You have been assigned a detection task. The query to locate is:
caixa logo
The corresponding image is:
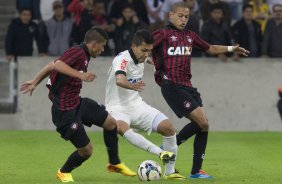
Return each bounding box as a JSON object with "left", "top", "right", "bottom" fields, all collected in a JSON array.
[
  {"left": 167, "top": 46, "right": 192, "bottom": 56},
  {"left": 128, "top": 78, "right": 141, "bottom": 83}
]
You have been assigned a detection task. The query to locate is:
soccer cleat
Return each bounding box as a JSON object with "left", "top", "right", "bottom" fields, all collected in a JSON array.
[
  {"left": 189, "top": 169, "right": 213, "bottom": 179},
  {"left": 56, "top": 169, "right": 74, "bottom": 182},
  {"left": 163, "top": 171, "right": 186, "bottom": 180},
  {"left": 107, "top": 163, "right": 136, "bottom": 176},
  {"left": 159, "top": 151, "right": 176, "bottom": 164}
]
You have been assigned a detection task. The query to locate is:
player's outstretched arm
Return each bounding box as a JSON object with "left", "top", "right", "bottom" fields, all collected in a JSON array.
[
  {"left": 207, "top": 44, "right": 250, "bottom": 56},
  {"left": 20, "top": 60, "right": 97, "bottom": 96},
  {"left": 116, "top": 74, "right": 145, "bottom": 92},
  {"left": 20, "top": 61, "right": 55, "bottom": 96},
  {"left": 53, "top": 60, "right": 96, "bottom": 82}
]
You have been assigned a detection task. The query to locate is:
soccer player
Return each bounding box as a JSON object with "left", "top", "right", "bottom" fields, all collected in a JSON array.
[
  {"left": 20, "top": 27, "right": 135, "bottom": 183},
  {"left": 152, "top": 2, "right": 250, "bottom": 179},
  {"left": 105, "top": 29, "right": 185, "bottom": 180}
]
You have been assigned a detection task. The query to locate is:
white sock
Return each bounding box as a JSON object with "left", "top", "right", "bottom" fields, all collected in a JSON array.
[
  {"left": 123, "top": 129, "right": 163, "bottom": 156},
  {"left": 163, "top": 134, "right": 177, "bottom": 175}
]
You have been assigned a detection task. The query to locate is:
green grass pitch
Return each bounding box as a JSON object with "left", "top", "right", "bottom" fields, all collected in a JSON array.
[{"left": 1, "top": 131, "right": 282, "bottom": 184}]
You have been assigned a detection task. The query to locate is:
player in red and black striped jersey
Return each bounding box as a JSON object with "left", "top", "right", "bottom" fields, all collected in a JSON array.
[
  {"left": 152, "top": 2, "right": 250, "bottom": 179},
  {"left": 20, "top": 27, "right": 136, "bottom": 182}
]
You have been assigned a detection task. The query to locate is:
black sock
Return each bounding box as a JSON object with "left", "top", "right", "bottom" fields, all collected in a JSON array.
[
  {"left": 176, "top": 122, "right": 201, "bottom": 145},
  {"left": 103, "top": 127, "right": 120, "bottom": 165},
  {"left": 191, "top": 131, "right": 208, "bottom": 174},
  {"left": 60, "top": 151, "right": 88, "bottom": 173}
]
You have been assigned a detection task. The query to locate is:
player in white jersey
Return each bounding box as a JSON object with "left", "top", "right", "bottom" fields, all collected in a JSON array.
[{"left": 105, "top": 29, "right": 185, "bottom": 180}]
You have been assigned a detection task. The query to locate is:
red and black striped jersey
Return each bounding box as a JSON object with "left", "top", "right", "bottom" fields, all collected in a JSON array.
[
  {"left": 152, "top": 23, "right": 210, "bottom": 87},
  {"left": 47, "top": 43, "right": 91, "bottom": 110}
]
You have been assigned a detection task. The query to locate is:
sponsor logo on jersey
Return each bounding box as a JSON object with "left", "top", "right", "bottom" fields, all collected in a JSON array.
[
  {"left": 187, "top": 36, "right": 192, "bottom": 43},
  {"left": 128, "top": 78, "right": 141, "bottom": 83},
  {"left": 120, "top": 59, "right": 128, "bottom": 70},
  {"left": 170, "top": 35, "right": 178, "bottom": 42},
  {"left": 167, "top": 46, "right": 192, "bottom": 56}
]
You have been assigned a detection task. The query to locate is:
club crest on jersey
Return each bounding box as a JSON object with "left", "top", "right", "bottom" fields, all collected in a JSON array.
[
  {"left": 186, "top": 36, "right": 192, "bottom": 43},
  {"left": 120, "top": 59, "right": 128, "bottom": 70},
  {"left": 168, "top": 46, "right": 192, "bottom": 56},
  {"left": 170, "top": 35, "right": 178, "bottom": 42}
]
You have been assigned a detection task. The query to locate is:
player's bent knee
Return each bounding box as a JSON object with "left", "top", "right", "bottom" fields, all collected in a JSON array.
[
  {"left": 117, "top": 126, "right": 123, "bottom": 135},
  {"left": 116, "top": 121, "right": 129, "bottom": 136},
  {"left": 78, "top": 143, "right": 93, "bottom": 158},
  {"left": 201, "top": 120, "right": 209, "bottom": 131},
  {"left": 102, "top": 115, "right": 117, "bottom": 130},
  {"left": 157, "top": 121, "right": 175, "bottom": 136},
  {"left": 160, "top": 127, "right": 175, "bottom": 136}
]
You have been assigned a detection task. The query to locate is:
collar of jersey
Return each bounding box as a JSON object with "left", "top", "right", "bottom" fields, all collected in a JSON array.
[
  {"left": 166, "top": 22, "right": 184, "bottom": 31},
  {"left": 129, "top": 48, "right": 139, "bottom": 65},
  {"left": 166, "top": 22, "right": 178, "bottom": 30},
  {"left": 81, "top": 43, "right": 91, "bottom": 60}
]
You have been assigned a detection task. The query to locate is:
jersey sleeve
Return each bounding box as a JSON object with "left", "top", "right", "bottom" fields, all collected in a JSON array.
[
  {"left": 113, "top": 56, "right": 128, "bottom": 76},
  {"left": 152, "top": 29, "right": 165, "bottom": 48},
  {"left": 57, "top": 47, "right": 84, "bottom": 66},
  {"left": 192, "top": 32, "right": 210, "bottom": 51},
  {"left": 152, "top": 29, "right": 165, "bottom": 86},
  {"left": 152, "top": 29, "right": 165, "bottom": 71}
]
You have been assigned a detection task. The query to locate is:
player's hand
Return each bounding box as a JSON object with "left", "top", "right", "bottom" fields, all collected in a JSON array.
[
  {"left": 233, "top": 44, "right": 250, "bottom": 56},
  {"left": 20, "top": 80, "right": 36, "bottom": 96},
  {"left": 132, "top": 80, "right": 145, "bottom": 92},
  {"left": 80, "top": 72, "right": 97, "bottom": 82}
]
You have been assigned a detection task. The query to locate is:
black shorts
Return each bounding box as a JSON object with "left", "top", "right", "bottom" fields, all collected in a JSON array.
[
  {"left": 161, "top": 80, "right": 203, "bottom": 118},
  {"left": 51, "top": 97, "right": 108, "bottom": 148}
]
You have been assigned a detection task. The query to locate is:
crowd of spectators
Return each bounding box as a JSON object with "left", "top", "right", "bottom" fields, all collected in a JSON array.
[{"left": 5, "top": 0, "right": 282, "bottom": 61}]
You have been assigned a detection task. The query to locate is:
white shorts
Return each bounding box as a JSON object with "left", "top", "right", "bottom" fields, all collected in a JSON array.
[{"left": 109, "top": 102, "right": 168, "bottom": 134}]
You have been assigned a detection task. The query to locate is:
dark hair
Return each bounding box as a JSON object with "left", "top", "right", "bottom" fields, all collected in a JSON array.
[
  {"left": 132, "top": 29, "right": 153, "bottom": 46},
  {"left": 171, "top": 2, "right": 189, "bottom": 12},
  {"left": 84, "top": 26, "right": 109, "bottom": 43},
  {"left": 242, "top": 4, "right": 253, "bottom": 12},
  {"left": 273, "top": 4, "right": 282, "bottom": 12},
  {"left": 19, "top": 7, "right": 32, "bottom": 14},
  {"left": 122, "top": 3, "right": 134, "bottom": 11},
  {"left": 210, "top": 3, "right": 223, "bottom": 12}
]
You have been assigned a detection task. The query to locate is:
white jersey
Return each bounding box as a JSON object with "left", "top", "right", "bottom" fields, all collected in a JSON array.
[{"left": 105, "top": 50, "right": 144, "bottom": 111}]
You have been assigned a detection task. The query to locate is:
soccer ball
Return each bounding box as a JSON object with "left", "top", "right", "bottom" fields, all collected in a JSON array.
[{"left": 137, "top": 160, "right": 162, "bottom": 181}]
